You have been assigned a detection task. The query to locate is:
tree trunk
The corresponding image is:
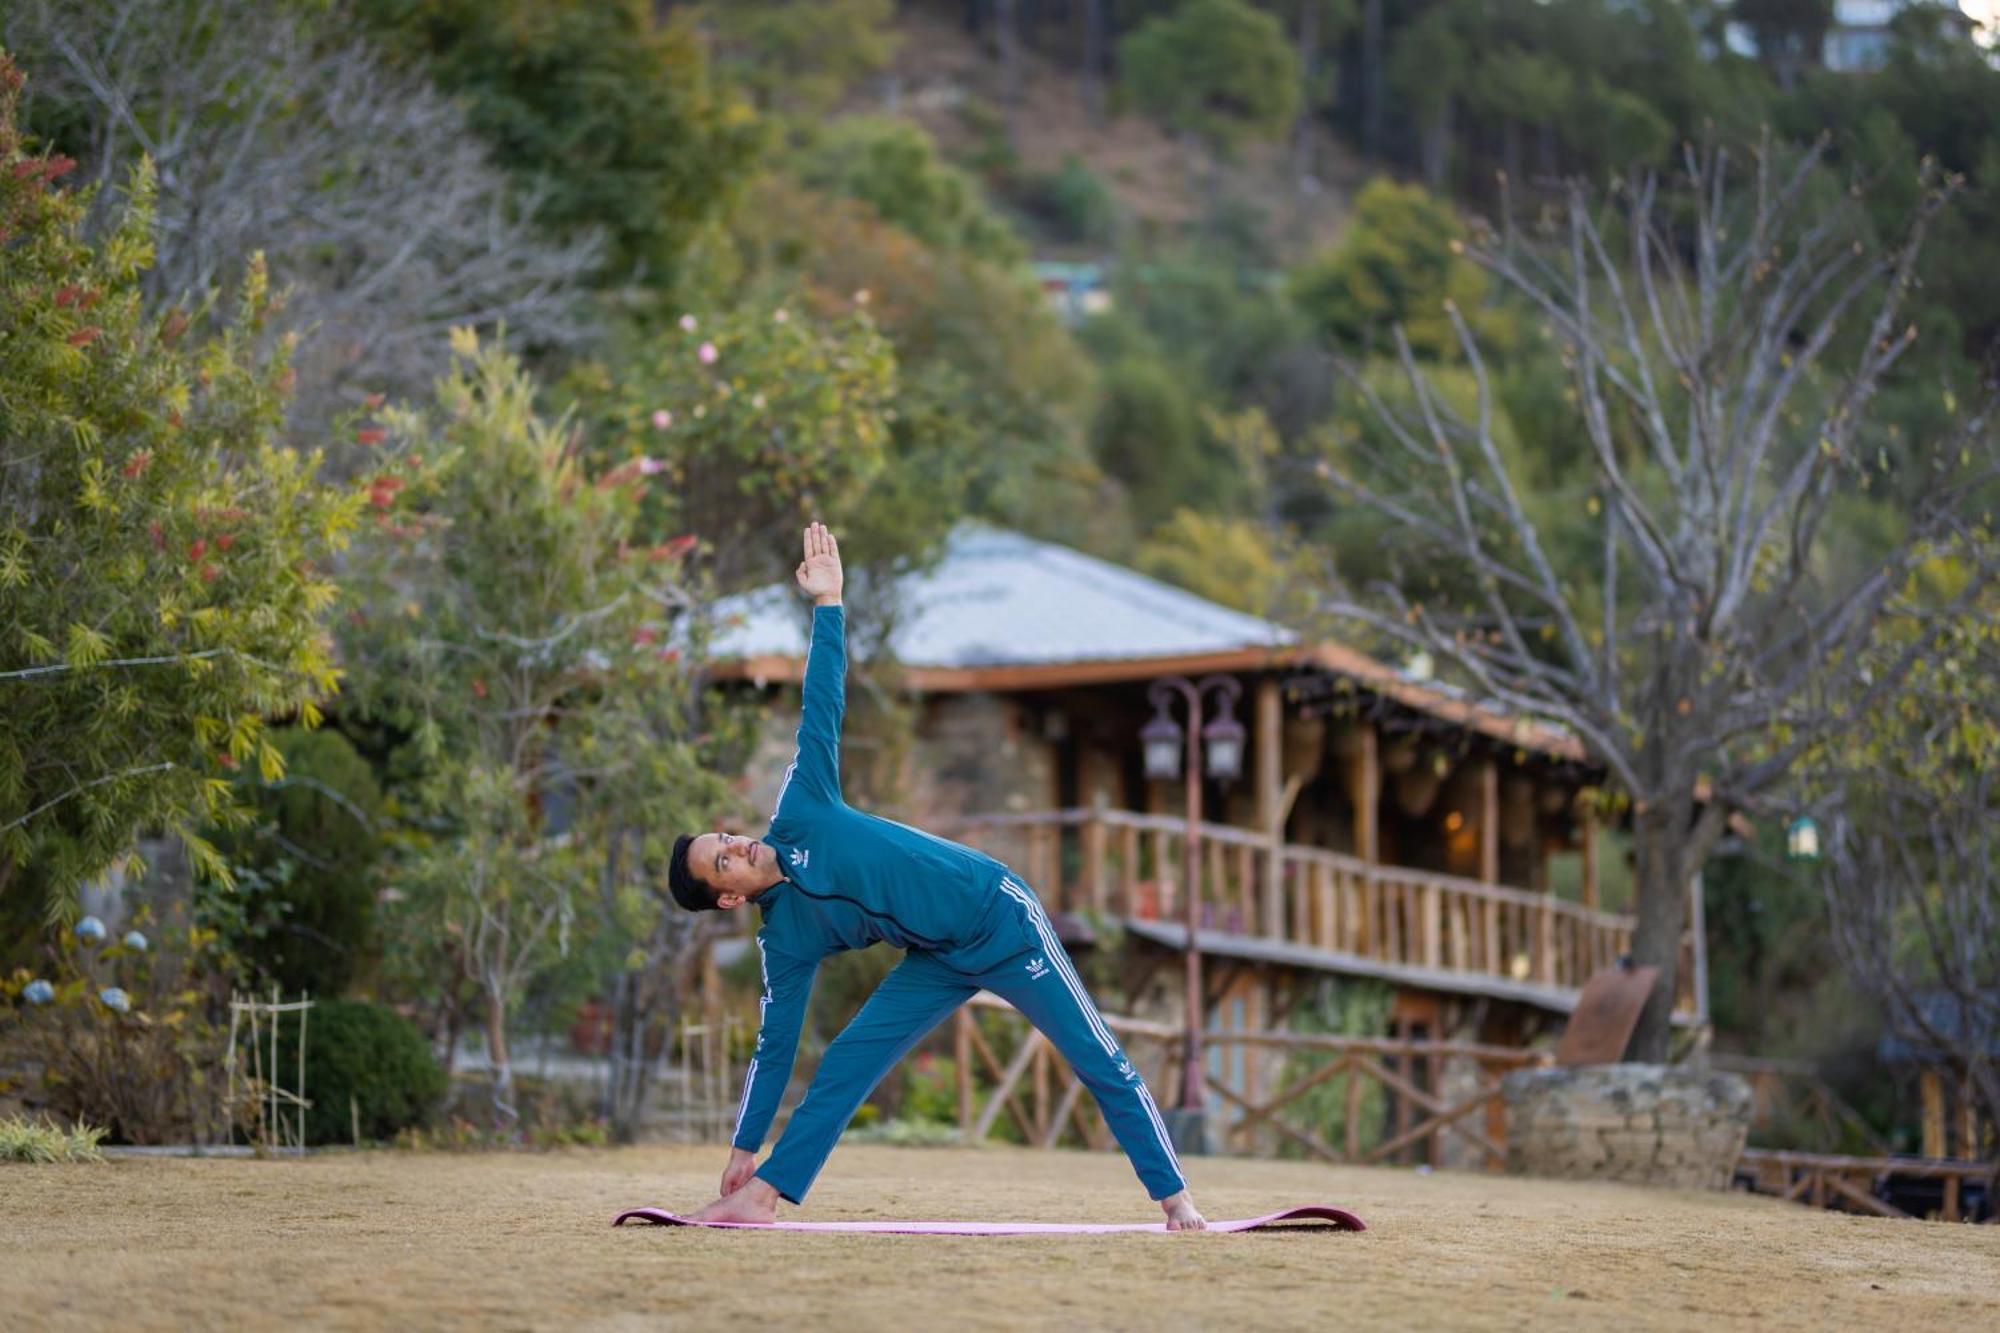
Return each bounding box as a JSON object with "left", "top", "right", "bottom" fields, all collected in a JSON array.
[
  {"left": 1625, "top": 808, "right": 1685, "bottom": 1062},
  {"left": 1361, "top": 0, "right": 1384, "bottom": 159},
  {"left": 1291, "top": 0, "right": 1320, "bottom": 189},
  {"left": 1422, "top": 98, "right": 1453, "bottom": 190},
  {"left": 1081, "top": 0, "right": 1106, "bottom": 122},
  {"left": 484, "top": 985, "right": 516, "bottom": 1127},
  {"left": 997, "top": 0, "right": 1021, "bottom": 156},
  {"left": 1626, "top": 794, "right": 1725, "bottom": 1063}
]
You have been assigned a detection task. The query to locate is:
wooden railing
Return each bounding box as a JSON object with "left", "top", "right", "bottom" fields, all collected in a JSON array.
[
  {"left": 941, "top": 807, "right": 1695, "bottom": 1011},
  {"left": 952, "top": 993, "right": 1550, "bottom": 1170},
  {"left": 1736, "top": 1149, "right": 1996, "bottom": 1223}
]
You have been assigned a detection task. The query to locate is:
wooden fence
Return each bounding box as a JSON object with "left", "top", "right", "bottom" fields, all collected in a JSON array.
[
  {"left": 1736, "top": 1149, "right": 1996, "bottom": 1223},
  {"left": 941, "top": 807, "right": 1695, "bottom": 1012},
  {"left": 951, "top": 993, "right": 1550, "bottom": 1170}
]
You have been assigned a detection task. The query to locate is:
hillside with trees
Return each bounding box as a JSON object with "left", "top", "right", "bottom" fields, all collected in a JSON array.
[{"left": 2, "top": 0, "right": 1995, "bottom": 1153}]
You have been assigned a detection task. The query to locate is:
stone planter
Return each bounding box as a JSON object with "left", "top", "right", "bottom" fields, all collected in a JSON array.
[{"left": 1503, "top": 1064, "right": 1753, "bottom": 1191}]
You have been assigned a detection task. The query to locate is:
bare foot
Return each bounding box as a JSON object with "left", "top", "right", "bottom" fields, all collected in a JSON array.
[
  {"left": 1161, "top": 1190, "right": 1207, "bottom": 1231},
  {"left": 688, "top": 1177, "right": 781, "bottom": 1224}
]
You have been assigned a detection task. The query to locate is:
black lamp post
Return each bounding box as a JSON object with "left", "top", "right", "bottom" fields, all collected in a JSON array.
[{"left": 1142, "top": 673, "right": 1244, "bottom": 1151}]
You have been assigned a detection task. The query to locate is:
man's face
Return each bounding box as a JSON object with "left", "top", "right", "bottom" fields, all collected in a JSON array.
[{"left": 688, "top": 831, "right": 767, "bottom": 907}]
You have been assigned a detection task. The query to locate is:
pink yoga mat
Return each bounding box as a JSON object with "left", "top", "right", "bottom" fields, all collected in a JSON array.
[{"left": 611, "top": 1203, "right": 1365, "bottom": 1235}]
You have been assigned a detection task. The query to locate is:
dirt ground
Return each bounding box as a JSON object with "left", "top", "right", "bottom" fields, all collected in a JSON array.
[{"left": 2, "top": 1143, "right": 1995, "bottom": 1331}]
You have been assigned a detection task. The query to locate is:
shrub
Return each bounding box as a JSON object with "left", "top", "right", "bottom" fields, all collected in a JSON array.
[
  {"left": 0, "top": 1115, "right": 107, "bottom": 1163},
  {"left": 1017, "top": 156, "right": 1120, "bottom": 246},
  {"left": 269, "top": 1000, "right": 444, "bottom": 1145},
  {"left": 898, "top": 1052, "right": 958, "bottom": 1126},
  {"left": 1, "top": 912, "right": 240, "bottom": 1145}
]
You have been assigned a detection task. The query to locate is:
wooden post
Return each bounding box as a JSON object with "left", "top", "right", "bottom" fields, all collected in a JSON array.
[
  {"left": 1580, "top": 803, "right": 1600, "bottom": 912},
  {"left": 1208, "top": 838, "right": 1226, "bottom": 928},
  {"left": 1352, "top": 724, "right": 1380, "bottom": 867},
  {"left": 1421, "top": 881, "right": 1442, "bottom": 969},
  {"left": 1085, "top": 802, "right": 1107, "bottom": 913},
  {"left": 1256, "top": 677, "right": 1284, "bottom": 939},
  {"left": 1236, "top": 843, "right": 1256, "bottom": 932},
  {"left": 1484, "top": 1064, "right": 1507, "bottom": 1173},
  {"left": 1033, "top": 1039, "right": 1050, "bottom": 1143},
  {"left": 1244, "top": 973, "right": 1266, "bottom": 1152},
  {"left": 955, "top": 1008, "right": 973, "bottom": 1137},
  {"left": 1351, "top": 724, "right": 1379, "bottom": 958},
  {"left": 1479, "top": 758, "right": 1500, "bottom": 886},
  {"left": 1959, "top": 1079, "right": 1980, "bottom": 1161},
  {"left": 1345, "top": 1057, "right": 1363, "bottom": 1161},
  {"left": 1535, "top": 898, "right": 1555, "bottom": 985},
  {"left": 1921, "top": 1070, "right": 1946, "bottom": 1159}
]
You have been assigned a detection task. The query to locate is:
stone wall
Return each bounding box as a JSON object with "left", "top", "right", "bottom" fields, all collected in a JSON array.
[{"left": 1503, "top": 1064, "right": 1753, "bottom": 1191}]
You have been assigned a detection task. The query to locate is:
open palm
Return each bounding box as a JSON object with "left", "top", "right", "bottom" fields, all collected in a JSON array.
[{"left": 795, "top": 521, "right": 843, "bottom": 603}]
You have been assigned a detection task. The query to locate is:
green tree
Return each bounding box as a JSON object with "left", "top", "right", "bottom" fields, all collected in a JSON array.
[
  {"left": 348, "top": 0, "right": 762, "bottom": 285},
  {"left": 1734, "top": 0, "right": 1833, "bottom": 89},
  {"left": 566, "top": 293, "right": 899, "bottom": 593},
  {"left": 717, "top": 172, "right": 1103, "bottom": 551},
  {"left": 209, "top": 727, "right": 386, "bottom": 999},
  {"left": 0, "top": 53, "right": 358, "bottom": 918},
  {"left": 1093, "top": 356, "right": 1208, "bottom": 526},
  {"left": 1136, "top": 507, "right": 1298, "bottom": 617},
  {"left": 1120, "top": 0, "right": 1302, "bottom": 152},
  {"left": 700, "top": 0, "right": 901, "bottom": 118},
  {"left": 344, "top": 331, "right": 727, "bottom": 1122},
  {"left": 1288, "top": 178, "right": 1504, "bottom": 359},
  {"left": 793, "top": 116, "right": 1026, "bottom": 267}
]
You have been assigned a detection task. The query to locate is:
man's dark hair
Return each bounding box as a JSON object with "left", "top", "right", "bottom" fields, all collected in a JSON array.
[{"left": 668, "top": 833, "right": 720, "bottom": 913}]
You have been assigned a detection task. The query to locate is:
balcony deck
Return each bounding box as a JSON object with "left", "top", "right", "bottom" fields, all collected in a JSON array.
[{"left": 941, "top": 807, "right": 1701, "bottom": 1019}]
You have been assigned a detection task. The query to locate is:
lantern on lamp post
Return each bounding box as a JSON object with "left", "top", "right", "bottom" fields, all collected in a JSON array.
[{"left": 1142, "top": 673, "right": 1245, "bottom": 1154}]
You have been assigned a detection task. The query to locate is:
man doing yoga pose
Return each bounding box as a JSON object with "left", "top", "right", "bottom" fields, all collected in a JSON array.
[{"left": 669, "top": 522, "right": 1207, "bottom": 1230}]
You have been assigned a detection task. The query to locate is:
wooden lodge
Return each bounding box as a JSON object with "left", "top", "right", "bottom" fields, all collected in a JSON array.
[{"left": 708, "top": 526, "right": 1706, "bottom": 1113}]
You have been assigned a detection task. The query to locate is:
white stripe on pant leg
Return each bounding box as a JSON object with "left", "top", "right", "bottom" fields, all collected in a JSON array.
[
  {"left": 1001, "top": 878, "right": 1182, "bottom": 1180},
  {"left": 998, "top": 880, "right": 1115, "bottom": 1055},
  {"left": 1000, "top": 879, "right": 1115, "bottom": 1051},
  {"left": 1137, "top": 1082, "right": 1186, "bottom": 1180},
  {"left": 732, "top": 1057, "right": 759, "bottom": 1141},
  {"left": 1002, "top": 879, "right": 1119, "bottom": 1054}
]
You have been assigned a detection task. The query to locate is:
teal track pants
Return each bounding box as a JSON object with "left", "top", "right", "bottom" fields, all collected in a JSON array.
[{"left": 755, "top": 877, "right": 1188, "bottom": 1205}]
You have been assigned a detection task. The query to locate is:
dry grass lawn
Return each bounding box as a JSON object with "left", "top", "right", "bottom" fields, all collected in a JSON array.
[{"left": 2, "top": 1142, "right": 1995, "bottom": 1331}]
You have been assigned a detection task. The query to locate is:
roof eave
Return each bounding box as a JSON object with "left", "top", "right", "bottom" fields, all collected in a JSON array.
[{"left": 707, "top": 639, "right": 1586, "bottom": 762}]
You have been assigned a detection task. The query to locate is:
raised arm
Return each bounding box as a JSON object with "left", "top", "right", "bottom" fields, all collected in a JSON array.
[{"left": 775, "top": 523, "right": 845, "bottom": 812}]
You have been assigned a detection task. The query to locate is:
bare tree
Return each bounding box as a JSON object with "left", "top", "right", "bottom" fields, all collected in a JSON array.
[
  {"left": 1822, "top": 766, "right": 2000, "bottom": 1147},
  {"left": 1315, "top": 139, "right": 1999, "bottom": 1060},
  {"left": 595, "top": 827, "right": 721, "bottom": 1141},
  {"left": 6, "top": 0, "right": 604, "bottom": 451}
]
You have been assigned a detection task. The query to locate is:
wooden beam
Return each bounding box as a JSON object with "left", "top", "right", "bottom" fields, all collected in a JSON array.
[
  {"left": 972, "top": 1028, "right": 1042, "bottom": 1143},
  {"left": 1580, "top": 802, "right": 1600, "bottom": 912},
  {"left": 1480, "top": 758, "right": 1500, "bottom": 886},
  {"left": 1823, "top": 1172, "right": 1910, "bottom": 1220},
  {"left": 1204, "top": 1076, "right": 1345, "bottom": 1164},
  {"left": 1256, "top": 676, "right": 1283, "bottom": 940},
  {"left": 1921, "top": 1070, "right": 1946, "bottom": 1160}
]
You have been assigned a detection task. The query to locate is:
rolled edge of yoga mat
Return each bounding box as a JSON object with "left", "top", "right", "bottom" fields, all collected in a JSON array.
[{"left": 610, "top": 1204, "right": 1366, "bottom": 1234}]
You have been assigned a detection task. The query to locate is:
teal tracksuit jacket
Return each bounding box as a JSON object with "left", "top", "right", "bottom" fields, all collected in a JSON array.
[{"left": 735, "top": 604, "right": 1187, "bottom": 1204}]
